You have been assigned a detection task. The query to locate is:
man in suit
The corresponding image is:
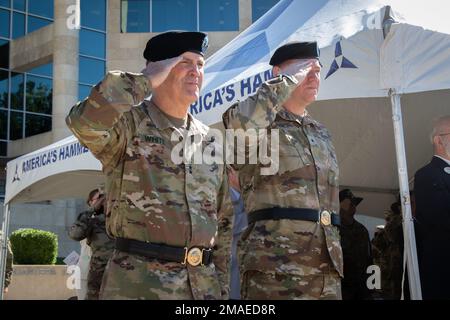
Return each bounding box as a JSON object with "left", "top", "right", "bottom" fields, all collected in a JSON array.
[{"left": 414, "top": 115, "right": 450, "bottom": 299}]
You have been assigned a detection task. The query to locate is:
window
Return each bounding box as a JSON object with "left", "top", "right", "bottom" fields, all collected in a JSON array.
[
  {"left": 28, "top": 16, "right": 52, "bottom": 34},
  {"left": 0, "top": 63, "right": 54, "bottom": 146},
  {"left": 27, "top": 63, "right": 53, "bottom": 77},
  {"left": 9, "top": 110, "right": 23, "bottom": 140},
  {"left": 121, "top": 0, "right": 149, "bottom": 33},
  {"left": 25, "top": 113, "right": 51, "bottom": 137},
  {"left": 26, "top": 75, "right": 52, "bottom": 114},
  {"left": 12, "top": 12, "right": 25, "bottom": 39},
  {"left": 199, "top": 0, "right": 239, "bottom": 32},
  {"left": 79, "top": 57, "right": 105, "bottom": 85},
  {"left": 10, "top": 66, "right": 53, "bottom": 141},
  {"left": 0, "top": 0, "right": 55, "bottom": 42},
  {"left": 152, "top": 0, "right": 196, "bottom": 32},
  {"left": 0, "top": 141, "right": 6, "bottom": 156},
  {"left": 28, "top": 0, "right": 53, "bottom": 19},
  {"left": 121, "top": 0, "right": 239, "bottom": 32},
  {"left": 12, "top": 0, "right": 24, "bottom": 11},
  {"left": 78, "top": 0, "right": 106, "bottom": 111},
  {"left": 0, "top": 109, "right": 7, "bottom": 139},
  {"left": 0, "top": 69, "right": 8, "bottom": 108},
  {"left": 10, "top": 72, "right": 23, "bottom": 110},
  {"left": 79, "top": 84, "right": 92, "bottom": 101},
  {"left": 0, "top": 9, "right": 10, "bottom": 38},
  {"left": 0, "top": 0, "right": 10, "bottom": 8},
  {"left": 252, "top": 0, "right": 280, "bottom": 22},
  {"left": 0, "top": 40, "right": 8, "bottom": 69},
  {"left": 80, "top": 29, "right": 106, "bottom": 58},
  {"left": 81, "top": 0, "right": 106, "bottom": 31},
  {"left": 0, "top": 1, "right": 108, "bottom": 147}
]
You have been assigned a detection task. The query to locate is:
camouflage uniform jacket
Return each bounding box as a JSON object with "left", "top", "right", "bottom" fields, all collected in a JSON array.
[
  {"left": 68, "top": 209, "right": 114, "bottom": 256},
  {"left": 371, "top": 227, "right": 388, "bottom": 276},
  {"left": 223, "top": 75, "right": 343, "bottom": 277},
  {"left": 1, "top": 231, "right": 13, "bottom": 288},
  {"left": 372, "top": 210, "right": 403, "bottom": 299},
  {"left": 66, "top": 71, "right": 233, "bottom": 299},
  {"left": 383, "top": 211, "right": 404, "bottom": 299}
]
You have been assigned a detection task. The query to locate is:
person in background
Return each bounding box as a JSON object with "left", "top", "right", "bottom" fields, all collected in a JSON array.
[
  {"left": 339, "top": 189, "right": 373, "bottom": 300},
  {"left": 414, "top": 115, "right": 450, "bottom": 299},
  {"left": 0, "top": 230, "right": 13, "bottom": 294},
  {"left": 68, "top": 189, "right": 114, "bottom": 300},
  {"left": 227, "top": 166, "right": 248, "bottom": 300}
]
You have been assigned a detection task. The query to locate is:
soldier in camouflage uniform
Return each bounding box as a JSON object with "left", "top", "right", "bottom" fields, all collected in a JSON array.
[
  {"left": 371, "top": 225, "right": 388, "bottom": 299},
  {"left": 66, "top": 31, "right": 233, "bottom": 300},
  {"left": 381, "top": 205, "right": 404, "bottom": 300},
  {"left": 0, "top": 231, "right": 13, "bottom": 293},
  {"left": 372, "top": 194, "right": 414, "bottom": 300},
  {"left": 223, "top": 42, "right": 343, "bottom": 300},
  {"left": 68, "top": 189, "right": 114, "bottom": 300}
]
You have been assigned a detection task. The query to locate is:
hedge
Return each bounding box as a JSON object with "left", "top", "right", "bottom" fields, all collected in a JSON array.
[{"left": 10, "top": 228, "right": 58, "bottom": 265}]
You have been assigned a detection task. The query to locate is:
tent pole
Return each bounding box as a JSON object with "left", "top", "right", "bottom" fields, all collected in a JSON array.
[
  {"left": 0, "top": 203, "right": 11, "bottom": 300},
  {"left": 389, "top": 90, "right": 422, "bottom": 300}
]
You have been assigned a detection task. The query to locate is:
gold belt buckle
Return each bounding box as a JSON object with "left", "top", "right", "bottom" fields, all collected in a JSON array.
[
  {"left": 184, "top": 247, "right": 203, "bottom": 266},
  {"left": 320, "top": 210, "right": 331, "bottom": 226}
]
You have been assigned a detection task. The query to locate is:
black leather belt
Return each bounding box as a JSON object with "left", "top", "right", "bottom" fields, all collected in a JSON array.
[
  {"left": 115, "top": 238, "right": 213, "bottom": 266},
  {"left": 248, "top": 207, "right": 340, "bottom": 226}
]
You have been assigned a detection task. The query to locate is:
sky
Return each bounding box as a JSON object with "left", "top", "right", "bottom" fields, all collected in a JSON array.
[{"left": 388, "top": 0, "right": 450, "bottom": 34}]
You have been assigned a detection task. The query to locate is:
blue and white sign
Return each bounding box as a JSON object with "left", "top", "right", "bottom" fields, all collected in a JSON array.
[{"left": 5, "top": 136, "right": 102, "bottom": 204}]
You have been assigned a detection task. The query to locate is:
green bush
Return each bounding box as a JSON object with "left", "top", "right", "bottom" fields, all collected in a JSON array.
[{"left": 10, "top": 228, "right": 58, "bottom": 265}]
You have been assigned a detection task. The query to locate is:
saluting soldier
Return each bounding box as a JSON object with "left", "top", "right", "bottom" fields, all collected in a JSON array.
[
  {"left": 66, "top": 31, "right": 233, "bottom": 300},
  {"left": 223, "top": 42, "right": 343, "bottom": 299}
]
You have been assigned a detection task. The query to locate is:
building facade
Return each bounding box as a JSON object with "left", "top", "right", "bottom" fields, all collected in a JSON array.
[{"left": 0, "top": 0, "right": 279, "bottom": 257}]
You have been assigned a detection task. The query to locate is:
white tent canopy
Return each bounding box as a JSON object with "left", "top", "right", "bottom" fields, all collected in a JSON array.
[
  {"left": 189, "top": 0, "right": 450, "bottom": 195},
  {"left": 194, "top": 0, "right": 450, "bottom": 124},
  {"left": 190, "top": 0, "right": 450, "bottom": 216},
  {"left": 4, "top": 135, "right": 103, "bottom": 204}
]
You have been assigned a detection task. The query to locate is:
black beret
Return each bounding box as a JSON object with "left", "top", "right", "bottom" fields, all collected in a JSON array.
[
  {"left": 269, "top": 41, "right": 320, "bottom": 66},
  {"left": 143, "top": 31, "right": 209, "bottom": 62}
]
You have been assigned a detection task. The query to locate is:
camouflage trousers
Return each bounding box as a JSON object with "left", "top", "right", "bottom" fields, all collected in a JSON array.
[
  {"left": 86, "top": 252, "right": 113, "bottom": 300},
  {"left": 241, "top": 270, "right": 342, "bottom": 300},
  {"left": 99, "top": 250, "right": 223, "bottom": 300}
]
